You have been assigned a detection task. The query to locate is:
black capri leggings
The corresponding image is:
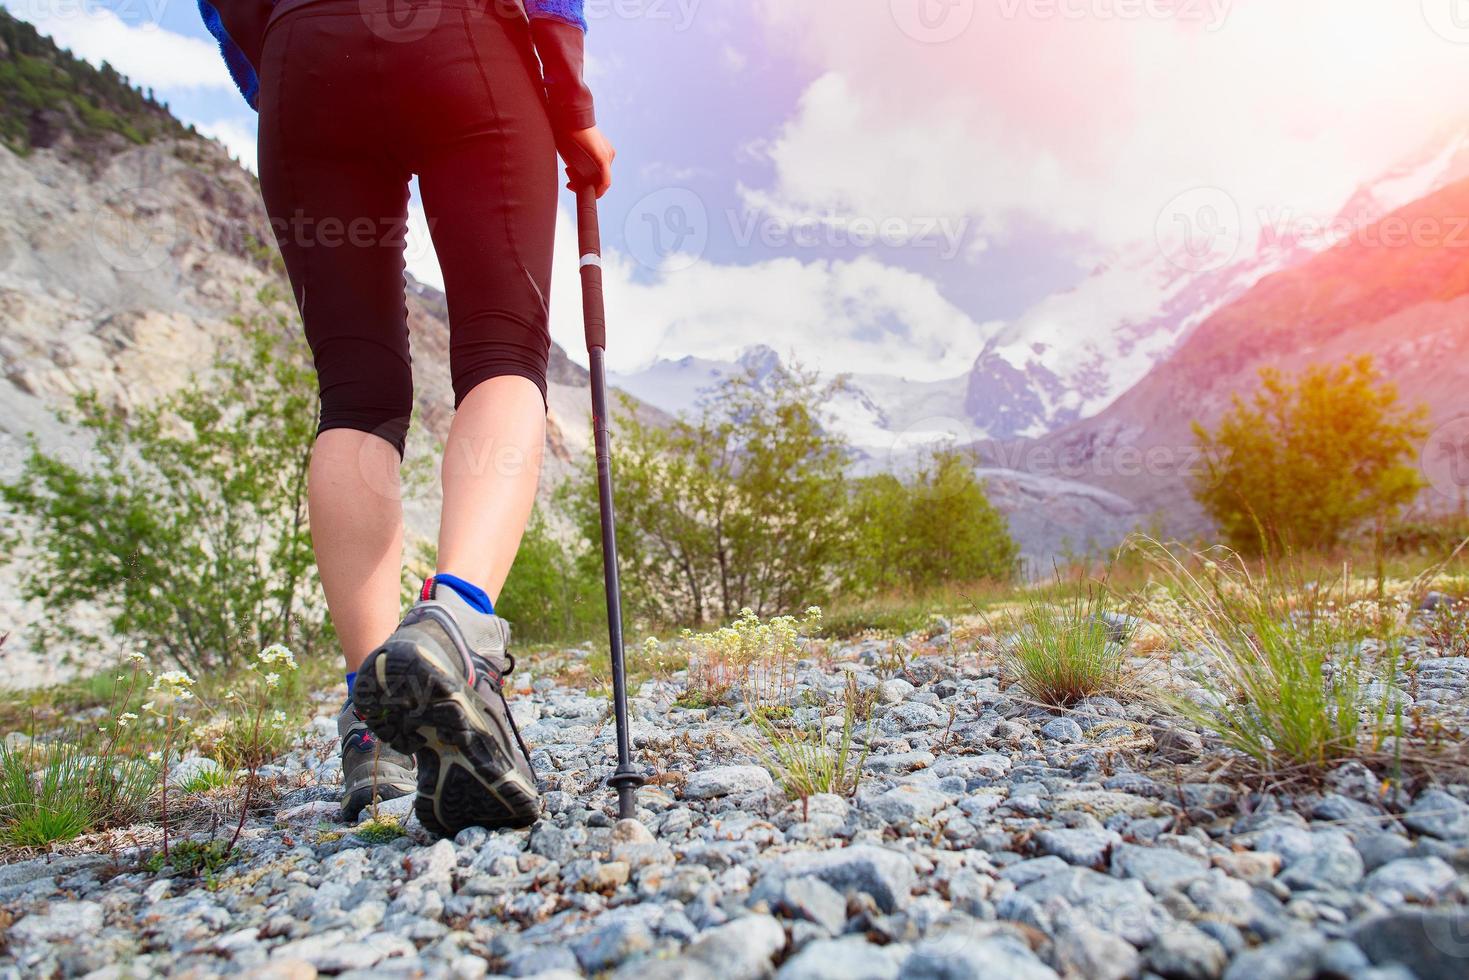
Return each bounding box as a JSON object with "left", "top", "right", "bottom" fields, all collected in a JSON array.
[{"left": 257, "top": 0, "right": 557, "bottom": 457}]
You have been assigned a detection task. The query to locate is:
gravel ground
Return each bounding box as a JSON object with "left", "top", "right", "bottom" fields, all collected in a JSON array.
[{"left": 3, "top": 623, "right": 1469, "bottom": 980}]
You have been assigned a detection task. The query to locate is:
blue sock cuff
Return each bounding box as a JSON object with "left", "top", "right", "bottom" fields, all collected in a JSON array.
[
  {"left": 345, "top": 671, "right": 357, "bottom": 698},
  {"left": 433, "top": 573, "right": 495, "bottom": 615}
]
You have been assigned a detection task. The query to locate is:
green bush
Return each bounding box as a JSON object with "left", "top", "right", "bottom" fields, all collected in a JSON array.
[
  {"left": 496, "top": 509, "right": 606, "bottom": 644},
  {"left": 1, "top": 314, "right": 330, "bottom": 673},
  {"left": 567, "top": 363, "right": 851, "bottom": 627},
  {"left": 1193, "top": 357, "right": 1427, "bottom": 554},
  {"left": 850, "top": 448, "right": 1017, "bottom": 592}
]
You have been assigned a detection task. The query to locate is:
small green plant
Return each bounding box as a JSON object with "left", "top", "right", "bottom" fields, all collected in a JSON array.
[
  {"left": 750, "top": 674, "right": 870, "bottom": 820},
  {"left": 143, "top": 668, "right": 196, "bottom": 860},
  {"left": 355, "top": 814, "right": 407, "bottom": 845},
  {"left": 1421, "top": 597, "right": 1469, "bottom": 657},
  {"left": 1138, "top": 540, "right": 1404, "bottom": 772},
  {"left": 216, "top": 644, "right": 302, "bottom": 857},
  {"left": 1002, "top": 586, "right": 1128, "bottom": 707},
  {"left": 672, "top": 607, "right": 823, "bottom": 710},
  {"left": 673, "top": 689, "right": 718, "bottom": 710},
  {"left": 146, "top": 838, "right": 234, "bottom": 879},
  {"left": 875, "top": 639, "right": 913, "bottom": 681}
]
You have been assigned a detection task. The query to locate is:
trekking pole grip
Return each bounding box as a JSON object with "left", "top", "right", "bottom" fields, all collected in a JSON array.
[{"left": 575, "top": 183, "right": 607, "bottom": 352}]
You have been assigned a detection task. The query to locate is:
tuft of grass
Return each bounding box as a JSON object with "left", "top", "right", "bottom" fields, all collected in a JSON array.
[
  {"left": 0, "top": 738, "right": 155, "bottom": 848},
  {"left": 1136, "top": 539, "right": 1404, "bottom": 773},
  {"left": 750, "top": 675, "right": 869, "bottom": 820},
  {"left": 176, "top": 765, "right": 234, "bottom": 795},
  {"left": 673, "top": 689, "right": 719, "bottom": 710},
  {"left": 1002, "top": 586, "right": 1129, "bottom": 707}
]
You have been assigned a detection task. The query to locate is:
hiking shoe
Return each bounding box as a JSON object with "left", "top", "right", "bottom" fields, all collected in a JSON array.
[
  {"left": 338, "top": 701, "right": 417, "bottom": 822},
  {"left": 352, "top": 577, "right": 540, "bottom": 836}
]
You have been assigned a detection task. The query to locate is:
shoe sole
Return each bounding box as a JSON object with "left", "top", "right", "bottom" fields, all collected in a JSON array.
[{"left": 354, "top": 633, "right": 539, "bottom": 837}]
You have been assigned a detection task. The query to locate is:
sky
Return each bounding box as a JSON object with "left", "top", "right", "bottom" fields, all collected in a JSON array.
[{"left": 8, "top": 0, "right": 1469, "bottom": 378}]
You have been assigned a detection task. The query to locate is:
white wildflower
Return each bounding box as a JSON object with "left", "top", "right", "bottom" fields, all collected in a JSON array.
[{"left": 257, "top": 644, "right": 299, "bottom": 670}]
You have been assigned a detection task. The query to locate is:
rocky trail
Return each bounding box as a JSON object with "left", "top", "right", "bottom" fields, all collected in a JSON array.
[{"left": 3, "top": 624, "right": 1469, "bottom": 980}]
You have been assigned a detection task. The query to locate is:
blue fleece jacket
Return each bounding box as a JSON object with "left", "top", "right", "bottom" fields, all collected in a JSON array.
[{"left": 198, "top": 0, "right": 587, "bottom": 111}]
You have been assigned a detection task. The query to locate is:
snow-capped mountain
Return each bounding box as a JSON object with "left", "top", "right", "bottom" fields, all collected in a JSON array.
[
  {"left": 610, "top": 346, "right": 982, "bottom": 461},
  {"left": 963, "top": 127, "right": 1469, "bottom": 440}
]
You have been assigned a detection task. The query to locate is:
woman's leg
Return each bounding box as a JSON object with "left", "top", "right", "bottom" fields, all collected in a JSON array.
[
  {"left": 256, "top": 10, "right": 416, "bottom": 672},
  {"left": 436, "top": 377, "right": 545, "bottom": 602},
  {"left": 310, "top": 431, "right": 406, "bottom": 672}
]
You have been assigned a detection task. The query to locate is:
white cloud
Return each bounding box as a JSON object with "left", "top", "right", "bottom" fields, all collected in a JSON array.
[
  {"left": 747, "top": 1, "right": 1469, "bottom": 251},
  {"left": 545, "top": 209, "right": 997, "bottom": 381},
  {"left": 4, "top": 1, "right": 235, "bottom": 93}
]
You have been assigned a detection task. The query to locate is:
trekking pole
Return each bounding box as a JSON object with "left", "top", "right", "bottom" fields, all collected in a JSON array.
[{"left": 561, "top": 144, "right": 645, "bottom": 821}]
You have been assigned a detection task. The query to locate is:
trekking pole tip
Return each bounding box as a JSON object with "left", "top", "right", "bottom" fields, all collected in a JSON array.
[{"left": 609, "top": 765, "right": 646, "bottom": 822}]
